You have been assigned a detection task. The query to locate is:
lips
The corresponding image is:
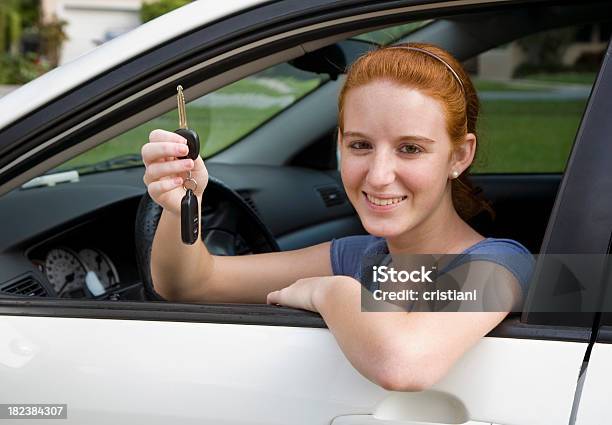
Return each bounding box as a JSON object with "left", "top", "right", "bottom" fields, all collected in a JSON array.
[{"left": 363, "top": 191, "right": 407, "bottom": 207}]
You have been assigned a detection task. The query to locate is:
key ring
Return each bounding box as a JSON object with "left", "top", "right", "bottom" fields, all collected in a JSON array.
[
  {"left": 183, "top": 177, "right": 197, "bottom": 192},
  {"left": 183, "top": 171, "right": 198, "bottom": 192}
]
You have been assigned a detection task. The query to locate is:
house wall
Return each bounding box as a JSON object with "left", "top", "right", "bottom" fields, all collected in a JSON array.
[{"left": 41, "top": 0, "right": 142, "bottom": 65}]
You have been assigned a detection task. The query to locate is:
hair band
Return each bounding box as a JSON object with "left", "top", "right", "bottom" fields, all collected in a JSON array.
[{"left": 387, "top": 46, "right": 465, "bottom": 92}]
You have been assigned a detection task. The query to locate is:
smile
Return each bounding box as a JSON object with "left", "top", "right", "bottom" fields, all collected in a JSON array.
[{"left": 363, "top": 192, "right": 408, "bottom": 207}]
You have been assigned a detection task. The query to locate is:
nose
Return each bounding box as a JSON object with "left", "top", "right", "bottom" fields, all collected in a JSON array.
[{"left": 365, "top": 148, "right": 396, "bottom": 188}]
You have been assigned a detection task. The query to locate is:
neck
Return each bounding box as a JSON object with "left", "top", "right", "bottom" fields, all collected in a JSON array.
[{"left": 385, "top": 189, "right": 483, "bottom": 254}]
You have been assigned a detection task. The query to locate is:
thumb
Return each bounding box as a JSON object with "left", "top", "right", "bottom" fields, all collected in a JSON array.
[{"left": 267, "top": 291, "right": 279, "bottom": 305}]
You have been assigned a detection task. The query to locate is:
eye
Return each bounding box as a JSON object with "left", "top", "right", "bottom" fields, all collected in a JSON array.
[
  {"left": 399, "top": 144, "right": 423, "bottom": 154},
  {"left": 348, "top": 141, "right": 372, "bottom": 150}
]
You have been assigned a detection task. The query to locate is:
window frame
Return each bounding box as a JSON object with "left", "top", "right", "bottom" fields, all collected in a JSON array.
[{"left": 0, "top": 0, "right": 609, "bottom": 342}]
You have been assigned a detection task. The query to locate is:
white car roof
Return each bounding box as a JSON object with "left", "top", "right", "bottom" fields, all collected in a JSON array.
[{"left": 0, "top": 0, "right": 268, "bottom": 129}]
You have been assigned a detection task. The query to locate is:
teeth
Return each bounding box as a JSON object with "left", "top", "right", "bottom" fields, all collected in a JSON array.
[{"left": 366, "top": 193, "right": 407, "bottom": 206}]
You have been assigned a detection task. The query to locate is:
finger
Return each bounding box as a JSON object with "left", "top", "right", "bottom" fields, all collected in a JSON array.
[
  {"left": 142, "top": 142, "right": 189, "bottom": 166},
  {"left": 192, "top": 156, "right": 206, "bottom": 172},
  {"left": 144, "top": 159, "right": 193, "bottom": 184},
  {"left": 147, "top": 177, "right": 183, "bottom": 199},
  {"left": 149, "top": 129, "right": 187, "bottom": 144},
  {"left": 267, "top": 290, "right": 280, "bottom": 305}
]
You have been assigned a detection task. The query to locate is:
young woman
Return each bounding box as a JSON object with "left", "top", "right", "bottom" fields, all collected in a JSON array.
[{"left": 141, "top": 42, "right": 533, "bottom": 391}]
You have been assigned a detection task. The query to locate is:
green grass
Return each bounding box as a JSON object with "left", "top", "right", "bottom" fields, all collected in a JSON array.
[
  {"left": 472, "top": 99, "right": 587, "bottom": 173},
  {"left": 520, "top": 72, "right": 597, "bottom": 85},
  {"left": 219, "top": 76, "right": 319, "bottom": 96},
  {"left": 57, "top": 106, "right": 282, "bottom": 171},
  {"left": 472, "top": 79, "right": 549, "bottom": 92},
  {"left": 56, "top": 76, "right": 321, "bottom": 171},
  {"left": 352, "top": 22, "right": 429, "bottom": 45},
  {"left": 57, "top": 106, "right": 283, "bottom": 170}
]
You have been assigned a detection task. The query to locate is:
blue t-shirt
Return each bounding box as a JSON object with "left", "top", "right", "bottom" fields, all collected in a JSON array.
[{"left": 330, "top": 235, "right": 534, "bottom": 296}]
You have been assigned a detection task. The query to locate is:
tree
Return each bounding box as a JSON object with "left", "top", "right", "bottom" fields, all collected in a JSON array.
[
  {"left": 515, "top": 27, "right": 577, "bottom": 75},
  {"left": 39, "top": 16, "right": 67, "bottom": 67},
  {"left": 0, "top": 0, "right": 22, "bottom": 55},
  {"left": 141, "top": 0, "right": 192, "bottom": 23},
  {"left": 0, "top": 0, "right": 60, "bottom": 83}
]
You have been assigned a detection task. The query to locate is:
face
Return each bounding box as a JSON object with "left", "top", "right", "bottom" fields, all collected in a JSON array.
[{"left": 339, "top": 80, "right": 464, "bottom": 243}]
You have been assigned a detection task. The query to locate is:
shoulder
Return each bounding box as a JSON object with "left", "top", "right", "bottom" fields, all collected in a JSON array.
[
  {"left": 467, "top": 238, "right": 532, "bottom": 255},
  {"left": 462, "top": 238, "right": 535, "bottom": 294},
  {"left": 330, "top": 235, "right": 386, "bottom": 277}
]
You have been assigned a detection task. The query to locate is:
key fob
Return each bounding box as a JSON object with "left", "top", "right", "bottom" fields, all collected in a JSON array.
[
  {"left": 175, "top": 128, "right": 200, "bottom": 161},
  {"left": 181, "top": 189, "right": 200, "bottom": 244}
]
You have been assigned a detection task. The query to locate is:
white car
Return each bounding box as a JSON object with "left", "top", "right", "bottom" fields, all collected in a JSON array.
[{"left": 0, "top": 0, "right": 611, "bottom": 424}]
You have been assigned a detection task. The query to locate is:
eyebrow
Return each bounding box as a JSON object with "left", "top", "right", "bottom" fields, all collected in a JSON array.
[{"left": 341, "top": 131, "right": 436, "bottom": 144}]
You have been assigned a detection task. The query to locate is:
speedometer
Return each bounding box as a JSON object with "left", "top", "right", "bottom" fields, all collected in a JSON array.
[
  {"left": 44, "top": 248, "right": 87, "bottom": 296},
  {"left": 78, "top": 248, "right": 119, "bottom": 289}
]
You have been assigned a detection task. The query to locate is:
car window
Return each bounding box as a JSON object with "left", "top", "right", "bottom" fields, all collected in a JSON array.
[
  {"left": 53, "top": 63, "right": 328, "bottom": 173},
  {"left": 51, "top": 21, "right": 429, "bottom": 175},
  {"left": 352, "top": 21, "right": 430, "bottom": 45},
  {"left": 470, "top": 22, "right": 607, "bottom": 173}
]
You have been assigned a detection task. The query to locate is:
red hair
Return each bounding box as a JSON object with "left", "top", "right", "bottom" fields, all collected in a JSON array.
[{"left": 338, "top": 42, "right": 492, "bottom": 220}]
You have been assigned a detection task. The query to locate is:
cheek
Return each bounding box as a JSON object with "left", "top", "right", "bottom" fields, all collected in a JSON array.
[
  {"left": 396, "top": 158, "right": 449, "bottom": 194},
  {"left": 340, "top": 157, "right": 367, "bottom": 190}
]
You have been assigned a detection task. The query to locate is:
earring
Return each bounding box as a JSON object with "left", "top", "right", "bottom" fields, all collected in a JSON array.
[{"left": 451, "top": 170, "right": 459, "bottom": 179}]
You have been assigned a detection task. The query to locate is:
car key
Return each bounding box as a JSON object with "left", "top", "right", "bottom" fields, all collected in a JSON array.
[
  {"left": 175, "top": 86, "right": 201, "bottom": 245},
  {"left": 181, "top": 183, "right": 199, "bottom": 244},
  {"left": 175, "top": 85, "right": 200, "bottom": 160}
]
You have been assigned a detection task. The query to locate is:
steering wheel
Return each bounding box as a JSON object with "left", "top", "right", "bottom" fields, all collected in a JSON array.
[{"left": 134, "top": 175, "right": 280, "bottom": 301}]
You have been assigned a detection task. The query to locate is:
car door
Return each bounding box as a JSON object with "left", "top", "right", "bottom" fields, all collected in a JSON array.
[
  {"left": 566, "top": 30, "right": 612, "bottom": 425},
  {"left": 0, "top": 1, "right": 607, "bottom": 424},
  {"left": 575, "top": 319, "right": 612, "bottom": 424}
]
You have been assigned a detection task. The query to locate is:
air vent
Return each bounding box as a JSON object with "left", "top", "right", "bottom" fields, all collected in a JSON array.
[
  {"left": 1, "top": 275, "right": 47, "bottom": 297},
  {"left": 316, "top": 185, "right": 345, "bottom": 207}
]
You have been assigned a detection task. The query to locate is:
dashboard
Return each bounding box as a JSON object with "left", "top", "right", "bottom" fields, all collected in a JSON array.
[
  {"left": 0, "top": 163, "right": 363, "bottom": 301},
  {"left": 25, "top": 196, "right": 143, "bottom": 300}
]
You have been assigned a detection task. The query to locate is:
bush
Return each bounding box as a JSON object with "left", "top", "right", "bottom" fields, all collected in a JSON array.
[
  {"left": 573, "top": 50, "right": 605, "bottom": 72},
  {"left": 141, "top": 0, "right": 191, "bottom": 23},
  {"left": 513, "top": 62, "right": 570, "bottom": 78},
  {"left": 0, "top": 52, "right": 50, "bottom": 84}
]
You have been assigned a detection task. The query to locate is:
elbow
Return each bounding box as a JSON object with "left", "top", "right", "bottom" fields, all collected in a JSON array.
[
  {"left": 375, "top": 369, "right": 436, "bottom": 393},
  {"left": 372, "top": 347, "right": 441, "bottom": 392},
  {"left": 151, "top": 279, "right": 208, "bottom": 303},
  {"left": 151, "top": 280, "right": 177, "bottom": 302}
]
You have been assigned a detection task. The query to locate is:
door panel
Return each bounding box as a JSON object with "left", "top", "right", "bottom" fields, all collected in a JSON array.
[
  {"left": 0, "top": 316, "right": 585, "bottom": 425},
  {"left": 574, "top": 342, "right": 612, "bottom": 424}
]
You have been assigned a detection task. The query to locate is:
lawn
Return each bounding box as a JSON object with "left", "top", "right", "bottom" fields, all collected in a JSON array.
[
  {"left": 57, "top": 76, "right": 320, "bottom": 171},
  {"left": 472, "top": 79, "right": 550, "bottom": 92},
  {"left": 473, "top": 99, "right": 586, "bottom": 173},
  {"left": 520, "top": 72, "right": 597, "bottom": 85},
  {"left": 61, "top": 105, "right": 282, "bottom": 168}
]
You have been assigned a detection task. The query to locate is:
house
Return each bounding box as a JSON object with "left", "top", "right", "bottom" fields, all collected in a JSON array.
[{"left": 40, "top": 0, "right": 142, "bottom": 65}]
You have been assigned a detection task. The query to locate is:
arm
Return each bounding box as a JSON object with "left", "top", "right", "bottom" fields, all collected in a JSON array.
[
  {"left": 313, "top": 277, "right": 509, "bottom": 391},
  {"left": 144, "top": 129, "right": 333, "bottom": 303},
  {"left": 152, "top": 211, "right": 333, "bottom": 303},
  {"left": 268, "top": 264, "right": 521, "bottom": 391}
]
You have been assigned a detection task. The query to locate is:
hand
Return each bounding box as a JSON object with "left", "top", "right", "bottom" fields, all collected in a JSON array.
[
  {"left": 267, "top": 276, "right": 350, "bottom": 313},
  {"left": 142, "top": 129, "right": 209, "bottom": 215}
]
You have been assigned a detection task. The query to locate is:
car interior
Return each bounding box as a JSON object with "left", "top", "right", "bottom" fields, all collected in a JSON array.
[{"left": 0, "top": 1, "right": 609, "bottom": 308}]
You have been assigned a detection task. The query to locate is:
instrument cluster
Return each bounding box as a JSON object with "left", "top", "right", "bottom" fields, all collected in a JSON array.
[{"left": 31, "top": 246, "right": 123, "bottom": 298}]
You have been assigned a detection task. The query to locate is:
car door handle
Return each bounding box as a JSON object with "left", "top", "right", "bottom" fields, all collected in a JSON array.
[
  {"left": 331, "top": 415, "right": 491, "bottom": 425},
  {"left": 330, "top": 391, "right": 491, "bottom": 425}
]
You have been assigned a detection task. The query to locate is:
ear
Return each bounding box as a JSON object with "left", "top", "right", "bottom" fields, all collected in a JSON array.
[{"left": 450, "top": 133, "right": 477, "bottom": 176}]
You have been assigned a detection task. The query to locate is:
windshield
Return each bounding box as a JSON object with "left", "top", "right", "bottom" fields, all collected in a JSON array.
[
  {"left": 53, "top": 63, "right": 327, "bottom": 174},
  {"left": 50, "top": 21, "right": 429, "bottom": 175}
]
